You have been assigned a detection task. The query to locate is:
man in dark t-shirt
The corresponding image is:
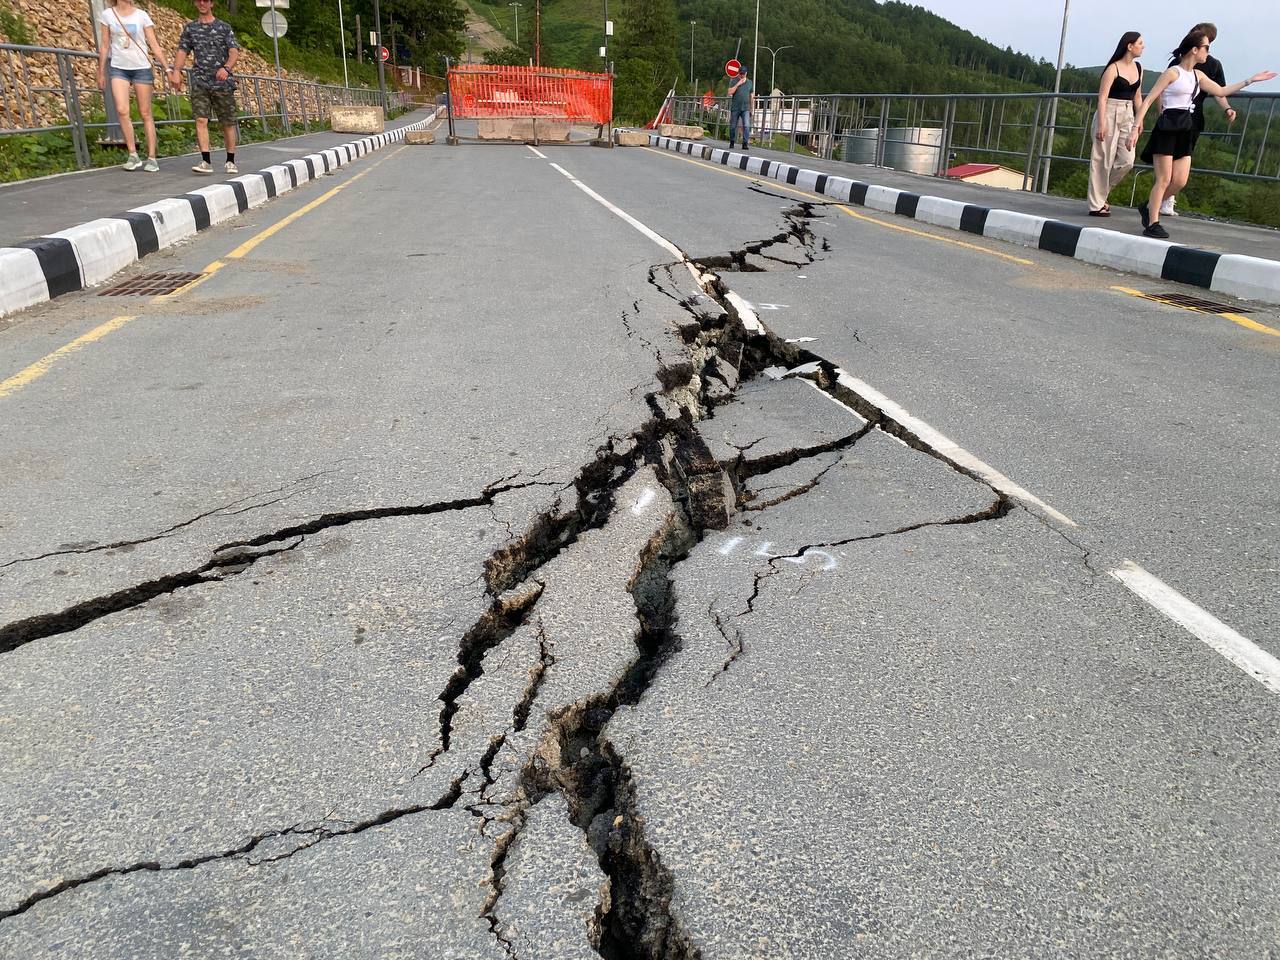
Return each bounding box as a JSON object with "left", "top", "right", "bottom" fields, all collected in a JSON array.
[
  {"left": 1165, "top": 21, "right": 1235, "bottom": 215},
  {"left": 728, "top": 69, "right": 754, "bottom": 151},
  {"left": 171, "top": 0, "right": 241, "bottom": 174}
]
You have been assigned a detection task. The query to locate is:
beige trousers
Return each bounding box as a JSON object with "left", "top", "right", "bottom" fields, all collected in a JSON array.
[{"left": 1088, "top": 99, "right": 1136, "bottom": 210}]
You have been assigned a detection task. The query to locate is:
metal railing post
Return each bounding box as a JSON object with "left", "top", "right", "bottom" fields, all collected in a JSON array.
[
  {"left": 1022, "top": 97, "right": 1044, "bottom": 191},
  {"left": 1255, "top": 96, "right": 1276, "bottom": 175},
  {"left": 1232, "top": 98, "right": 1253, "bottom": 173},
  {"left": 58, "top": 52, "right": 90, "bottom": 168},
  {"left": 876, "top": 98, "right": 888, "bottom": 167}
]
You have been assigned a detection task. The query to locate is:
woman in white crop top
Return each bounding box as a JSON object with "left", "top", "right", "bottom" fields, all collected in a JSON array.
[
  {"left": 1134, "top": 29, "right": 1275, "bottom": 237},
  {"left": 96, "top": 0, "right": 171, "bottom": 173}
]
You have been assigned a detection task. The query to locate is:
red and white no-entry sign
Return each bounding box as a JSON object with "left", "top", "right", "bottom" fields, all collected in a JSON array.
[
  {"left": 725, "top": 59, "right": 742, "bottom": 78},
  {"left": 379, "top": 45, "right": 390, "bottom": 62}
]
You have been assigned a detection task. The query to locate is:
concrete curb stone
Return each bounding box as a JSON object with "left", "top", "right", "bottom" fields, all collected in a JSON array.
[{"left": 0, "top": 107, "right": 444, "bottom": 319}]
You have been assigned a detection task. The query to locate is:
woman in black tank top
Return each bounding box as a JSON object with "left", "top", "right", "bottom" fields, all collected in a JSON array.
[{"left": 1088, "top": 32, "right": 1145, "bottom": 216}]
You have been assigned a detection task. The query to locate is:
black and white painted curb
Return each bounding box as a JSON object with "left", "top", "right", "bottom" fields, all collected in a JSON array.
[
  {"left": 0, "top": 108, "right": 443, "bottom": 319},
  {"left": 649, "top": 134, "right": 1280, "bottom": 307}
]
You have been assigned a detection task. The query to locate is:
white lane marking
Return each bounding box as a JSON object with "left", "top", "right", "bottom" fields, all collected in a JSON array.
[
  {"left": 785, "top": 336, "right": 817, "bottom": 343},
  {"left": 631, "top": 489, "right": 657, "bottom": 515},
  {"left": 527, "top": 145, "right": 549, "bottom": 159},
  {"left": 831, "top": 370, "right": 1077, "bottom": 528},
  {"left": 1110, "top": 561, "right": 1280, "bottom": 695},
  {"left": 548, "top": 162, "right": 684, "bottom": 259},
  {"left": 543, "top": 159, "right": 1070, "bottom": 531}
]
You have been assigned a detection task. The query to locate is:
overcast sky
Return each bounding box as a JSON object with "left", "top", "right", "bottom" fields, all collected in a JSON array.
[{"left": 914, "top": 0, "right": 1279, "bottom": 76}]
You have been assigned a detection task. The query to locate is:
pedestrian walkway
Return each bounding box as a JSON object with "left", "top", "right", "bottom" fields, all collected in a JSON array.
[
  {"left": 704, "top": 135, "right": 1280, "bottom": 262},
  {"left": 0, "top": 108, "right": 439, "bottom": 246}
]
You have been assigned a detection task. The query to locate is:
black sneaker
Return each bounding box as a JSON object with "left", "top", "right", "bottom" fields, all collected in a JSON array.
[
  {"left": 1144, "top": 223, "right": 1169, "bottom": 239},
  {"left": 1138, "top": 202, "right": 1150, "bottom": 228}
]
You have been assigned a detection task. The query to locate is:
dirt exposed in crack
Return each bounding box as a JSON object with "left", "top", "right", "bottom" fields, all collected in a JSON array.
[{"left": 687, "top": 203, "right": 823, "bottom": 274}]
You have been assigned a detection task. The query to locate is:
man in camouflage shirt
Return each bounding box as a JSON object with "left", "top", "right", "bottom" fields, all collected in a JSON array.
[{"left": 170, "top": 0, "right": 241, "bottom": 174}]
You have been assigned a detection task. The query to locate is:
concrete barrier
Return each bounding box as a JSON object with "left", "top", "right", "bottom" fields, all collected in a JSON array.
[
  {"left": 405, "top": 129, "right": 436, "bottom": 145},
  {"left": 330, "top": 105, "right": 385, "bottom": 134},
  {"left": 658, "top": 123, "right": 704, "bottom": 140},
  {"left": 615, "top": 130, "right": 650, "bottom": 147}
]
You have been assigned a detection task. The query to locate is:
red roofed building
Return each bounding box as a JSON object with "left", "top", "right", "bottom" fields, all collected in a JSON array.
[{"left": 945, "top": 162, "right": 1028, "bottom": 191}]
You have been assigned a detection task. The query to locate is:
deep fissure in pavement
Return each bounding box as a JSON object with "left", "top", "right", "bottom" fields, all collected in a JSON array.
[{"left": 1, "top": 200, "right": 1027, "bottom": 954}]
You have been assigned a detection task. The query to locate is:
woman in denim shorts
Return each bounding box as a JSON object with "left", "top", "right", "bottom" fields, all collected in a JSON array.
[{"left": 96, "top": 0, "right": 171, "bottom": 172}]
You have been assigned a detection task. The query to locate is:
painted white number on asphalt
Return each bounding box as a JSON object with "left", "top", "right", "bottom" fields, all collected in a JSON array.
[{"left": 715, "top": 536, "right": 839, "bottom": 571}]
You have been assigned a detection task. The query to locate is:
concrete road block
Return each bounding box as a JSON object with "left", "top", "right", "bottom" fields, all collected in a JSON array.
[
  {"left": 615, "top": 130, "right": 650, "bottom": 146},
  {"left": 658, "top": 123, "right": 704, "bottom": 140},
  {"left": 405, "top": 129, "right": 436, "bottom": 145},
  {"left": 330, "top": 105, "right": 385, "bottom": 134},
  {"left": 1211, "top": 254, "right": 1280, "bottom": 302},
  {"left": 478, "top": 118, "right": 515, "bottom": 140}
]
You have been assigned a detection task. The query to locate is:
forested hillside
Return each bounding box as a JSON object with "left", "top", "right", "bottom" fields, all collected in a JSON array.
[{"left": 469, "top": 0, "right": 1099, "bottom": 102}]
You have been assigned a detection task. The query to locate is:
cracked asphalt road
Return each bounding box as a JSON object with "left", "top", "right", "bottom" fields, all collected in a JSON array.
[{"left": 0, "top": 133, "right": 1278, "bottom": 958}]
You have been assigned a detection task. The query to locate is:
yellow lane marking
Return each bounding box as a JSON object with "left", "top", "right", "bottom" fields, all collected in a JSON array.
[
  {"left": 1, "top": 146, "right": 408, "bottom": 399},
  {"left": 642, "top": 146, "right": 1035, "bottom": 267},
  {"left": 1111, "top": 286, "right": 1280, "bottom": 339},
  {"left": 157, "top": 145, "right": 406, "bottom": 302},
  {"left": 0, "top": 315, "right": 136, "bottom": 399}
]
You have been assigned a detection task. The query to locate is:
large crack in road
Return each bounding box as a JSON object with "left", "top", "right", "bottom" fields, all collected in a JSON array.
[{"left": 0, "top": 202, "right": 1025, "bottom": 957}]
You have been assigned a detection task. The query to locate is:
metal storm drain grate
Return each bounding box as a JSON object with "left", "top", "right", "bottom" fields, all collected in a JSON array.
[
  {"left": 98, "top": 272, "right": 203, "bottom": 297},
  {"left": 1146, "top": 292, "right": 1248, "bottom": 314}
]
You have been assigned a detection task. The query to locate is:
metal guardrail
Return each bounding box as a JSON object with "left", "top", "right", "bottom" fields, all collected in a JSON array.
[
  {"left": 1, "top": 42, "right": 412, "bottom": 168},
  {"left": 675, "top": 91, "right": 1280, "bottom": 193}
]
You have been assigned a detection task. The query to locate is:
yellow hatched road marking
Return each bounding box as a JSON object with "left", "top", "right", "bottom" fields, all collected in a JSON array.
[
  {"left": 1, "top": 146, "right": 406, "bottom": 398},
  {"left": 642, "top": 146, "right": 1035, "bottom": 266},
  {"left": 1110, "top": 286, "right": 1280, "bottom": 339}
]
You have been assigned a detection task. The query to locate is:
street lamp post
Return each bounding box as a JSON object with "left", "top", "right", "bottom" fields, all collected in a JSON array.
[
  {"left": 509, "top": 2, "right": 521, "bottom": 46},
  {"left": 761, "top": 43, "right": 792, "bottom": 96},
  {"left": 1040, "top": 0, "right": 1070, "bottom": 191},
  {"left": 752, "top": 0, "right": 760, "bottom": 88},
  {"left": 690, "top": 21, "right": 696, "bottom": 86},
  {"left": 761, "top": 43, "right": 792, "bottom": 137}
]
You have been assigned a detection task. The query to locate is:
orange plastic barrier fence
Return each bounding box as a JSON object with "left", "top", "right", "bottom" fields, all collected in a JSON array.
[{"left": 447, "top": 65, "right": 613, "bottom": 125}]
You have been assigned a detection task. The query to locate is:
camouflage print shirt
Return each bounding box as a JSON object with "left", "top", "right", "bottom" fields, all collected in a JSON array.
[{"left": 178, "top": 18, "right": 240, "bottom": 91}]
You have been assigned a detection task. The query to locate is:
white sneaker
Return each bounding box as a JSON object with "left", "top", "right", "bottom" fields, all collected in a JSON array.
[
  {"left": 192, "top": 160, "right": 213, "bottom": 174},
  {"left": 122, "top": 153, "right": 142, "bottom": 171},
  {"left": 224, "top": 160, "right": 238, "bottom": 174},
  {"left": 142, "top": 157, "right": 159, "bottom": 173},
  {"left": 1160, "top": 196, "right": 1177, "bottom": 216}
]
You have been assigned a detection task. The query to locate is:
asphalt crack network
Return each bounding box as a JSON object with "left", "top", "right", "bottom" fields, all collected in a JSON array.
[{"left": 1, "top": 200, "right": 1059, "bottom": 956}]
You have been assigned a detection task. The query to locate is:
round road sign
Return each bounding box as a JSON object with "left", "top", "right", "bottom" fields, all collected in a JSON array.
[
  {"left": 725, "top": 59, "right": 742, "bottom": 78},
  {"left": 379, "top": 45, "right": 390, "bottom": 63},
  {"left": 260, "top": 9, "right": 287, "bottom": 38}
]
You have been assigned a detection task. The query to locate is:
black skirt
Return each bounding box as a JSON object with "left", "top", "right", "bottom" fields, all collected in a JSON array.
[{"left": 1141, "top": 114, "right": 1196, "bottom": 162}]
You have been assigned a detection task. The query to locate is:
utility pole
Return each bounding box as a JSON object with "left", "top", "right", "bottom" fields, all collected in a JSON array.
[
  {"left": 752, "top": 0, "right": 760, "bottom": 89},
  {"left": 355, "top": 13, "right": 362, "bottom": 63},
  {"left": 535, "top": 0, "right": 541, "bottom": 66},
  {"left": 509, "top": 2, "right": 521, "bottom": 46},
  {"left": 1040, "top": 0, "right": 1070, "bottom": 191},
  {"left": 373, "top": 0, "right": 387, "bottom": 111},
  {"left": 337, "top": 0, "right": 349, "bottom": 87},
  {"left": 689, "top": 21, "right": 696, "bottom": 86}
]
